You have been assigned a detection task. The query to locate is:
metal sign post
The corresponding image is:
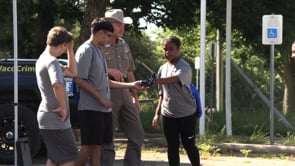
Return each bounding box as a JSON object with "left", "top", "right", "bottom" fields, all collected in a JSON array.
[
  {"left": 12, "top": 0, "right": 19, "bottom": 165},
  {"left": 195, "top": 57, "right": 200, "bottom": 89},
  {"left": 199, "top": 0, "right": 206, "bottom": 136},
  {"left": 262, "top": 14, "right": 283, "bottom": 145},
  {"left": 269, "top": 44, "right": 275, "bottom": 145},
  {"left": 225, "top": 0, "right": 232, "bottom": 136}
]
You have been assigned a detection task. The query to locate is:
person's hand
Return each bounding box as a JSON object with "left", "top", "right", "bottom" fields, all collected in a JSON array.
[
  {"left": 52, "top": 107, "right": 67, "bottom": 122},
  {"left": 133, "top": 81, "right": 148, "bottom": 90},
  {"left": 108, "top": 68, "right": 123, "bottom": 81},
  {"left": 100, "top": 97, "right": 112, "bottom": 109},
  {"left": 141, "top": 73, "right": 156, "bottom": 87},
  {"left": 152, "top": 115, "right": 161, "bottom": 129},
  {"left": 67, "top": 40, "right": 74, "bottom": 51}
]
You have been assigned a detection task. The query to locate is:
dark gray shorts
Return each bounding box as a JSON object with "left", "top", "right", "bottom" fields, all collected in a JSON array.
[{"left": 40, "top": 128, "right": 78, "bottom": 164}]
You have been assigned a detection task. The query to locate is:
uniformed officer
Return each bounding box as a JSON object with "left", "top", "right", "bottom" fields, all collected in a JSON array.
[{"left": 100, "top": 9, "right": 144, "bottom": 166}]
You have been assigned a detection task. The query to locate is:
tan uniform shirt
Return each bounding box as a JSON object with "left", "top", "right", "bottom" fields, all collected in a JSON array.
[{"left": 100, "top": 38, "right": 135, "bottom": 81}]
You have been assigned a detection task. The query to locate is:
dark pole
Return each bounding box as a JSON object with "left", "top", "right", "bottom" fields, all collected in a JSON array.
[{"left": 210, "top": 43, "right": 216, "bottom": 111}]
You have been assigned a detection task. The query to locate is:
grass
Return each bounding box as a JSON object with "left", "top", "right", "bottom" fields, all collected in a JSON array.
[
  {"left": 135, "top": 101, "right": 295, "bottom": 160},
  {"left": 139, "top": 103, "right": 295, "bottom": 143},
  {"left": 113, "top": 131, "right": 295, "bottom": 164}
]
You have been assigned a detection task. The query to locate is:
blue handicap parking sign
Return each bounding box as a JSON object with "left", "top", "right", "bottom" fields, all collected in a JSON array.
[
  {"left": 267, "top": 28, "right": 278, "bottom": 38},
  {"left": 262, "top": 15, "right": 282, "bottom": 45}
]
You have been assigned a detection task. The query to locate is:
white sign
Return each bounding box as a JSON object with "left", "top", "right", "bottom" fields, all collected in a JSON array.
[
  {"left": 195, "top": 57, "right": 200, "bottom": 69},
  {"left": 262, "top": 15, "right": 283, "bottom": 45}
]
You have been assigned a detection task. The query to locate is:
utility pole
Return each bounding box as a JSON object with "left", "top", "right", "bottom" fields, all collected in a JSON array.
[{"left": 215, "top": 30, "right": 224, "bottom": 112}]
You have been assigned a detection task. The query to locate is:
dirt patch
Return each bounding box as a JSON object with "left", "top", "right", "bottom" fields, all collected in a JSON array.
[{"left": 4, "top": 131, "right": 295, "bottom": 166}]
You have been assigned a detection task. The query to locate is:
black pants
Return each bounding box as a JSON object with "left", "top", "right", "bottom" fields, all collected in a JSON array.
[{"left": 162, "top": 113, "right": 200, "bottom": 166}]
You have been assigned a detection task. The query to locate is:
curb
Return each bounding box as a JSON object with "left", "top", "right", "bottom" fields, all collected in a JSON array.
[
  {"left": 114, "top": 132, "right": 295, "bottom": 155},
  {"left": 215, "top": 143, "right": 295, "bottom": 154}
]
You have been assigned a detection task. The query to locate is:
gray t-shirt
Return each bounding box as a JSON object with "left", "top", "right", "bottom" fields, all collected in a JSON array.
[
  {"left": 75, "top": 41, "right": 111, "bottom": 112},
  {"left": 157, "top": 58, "right": 196, "bottom": 118},
  {"left": 35, "top": 53, "right": 71, "bottom": 130}
]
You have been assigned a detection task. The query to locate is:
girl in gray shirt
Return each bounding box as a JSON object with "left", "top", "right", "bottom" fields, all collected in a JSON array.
[{"left": 152, "top": 36, "right": 200, "bottom": 166}]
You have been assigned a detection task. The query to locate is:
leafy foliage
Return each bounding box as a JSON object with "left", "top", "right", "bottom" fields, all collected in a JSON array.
[
  {"left": 0, "top": 0, "right": 83, "bottom": 58},
  {"left": 2, "top": 0, "right": 295, "bottom": 133},
  {"left": 110, "top": 0, "right": 199, "bottom": 32}
]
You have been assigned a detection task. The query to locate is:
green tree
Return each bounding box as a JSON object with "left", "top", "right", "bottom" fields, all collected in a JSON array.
[
  {"left": 78, "top": 0, "right": 108, "bottom": 44},
  {"left": 110, "top": 0, "right": 199, "bottom": 30},
  {"left": 222, "top": 0, "right": 295, "bottom": 114},
  {"left": 2, "top": 0, "right": 295, "bottom": 114},
  {"left": 188, "top": 0, "right": 295, "bottom": 114},
  {"left": 0, "top": 0, "right": 83, "bottom": 58}
]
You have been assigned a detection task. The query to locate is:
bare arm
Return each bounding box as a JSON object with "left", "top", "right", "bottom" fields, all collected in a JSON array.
[
  {"left": 152, "top": 95, "right": 163, "bottom": 129},
  {"left": 127, "top": 71, "right": 141, "bottom": 111},
  {"left": 107, "top": 69, "right": 140, "bottom": 99},
  {"left": 155, "top": 76, "right": 180, "bottom": 85},
  {"left": 108, "top": 68, "right": 123, "bottom": 81},
  {"left": 127, "top": 71, "right": 139, "bottom": 98},
  {"left": 109, "top": 79, "right": 143, "bottom": 90},
  {"left": 64, "top": 40, "right": 77, "bottom": 78},
  {"left": 75, "top": 77, "right": 112, "bottom": 108},
  {"left": 52, "top": 82, "right": 67, "bottom": 121}
]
